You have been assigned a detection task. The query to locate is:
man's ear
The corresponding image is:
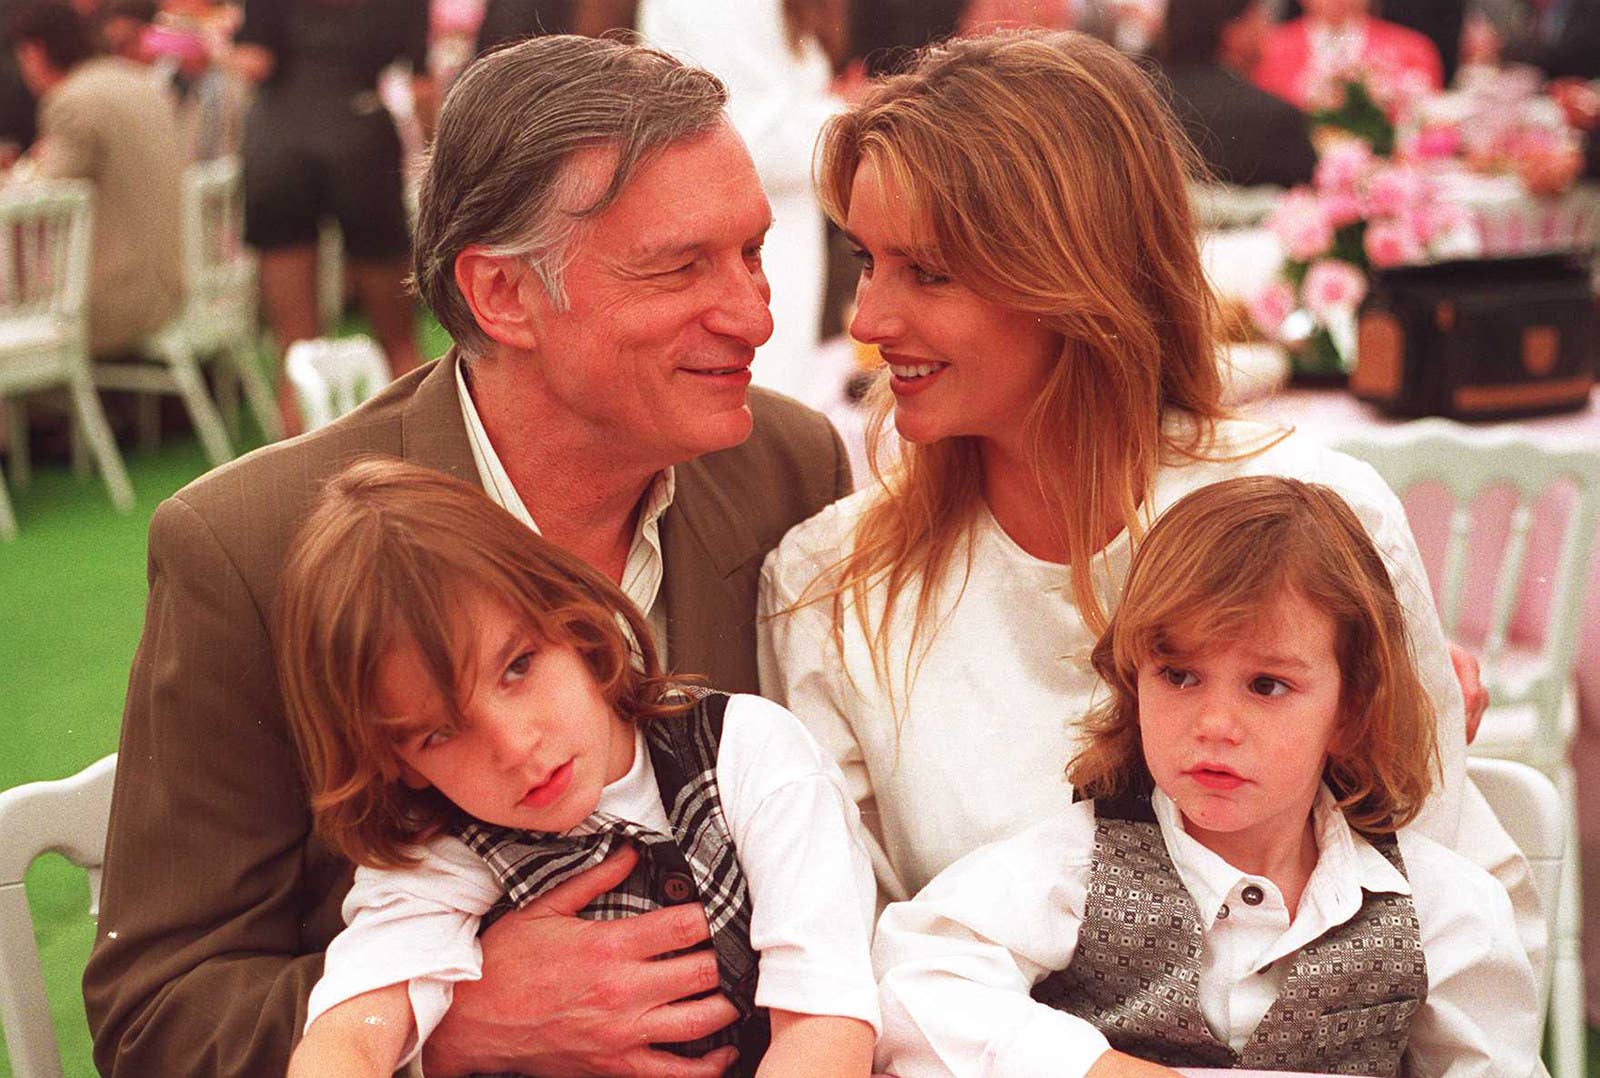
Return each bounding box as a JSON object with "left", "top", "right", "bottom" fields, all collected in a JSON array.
[{"left": 453, "top": 247, "right": 548, "bottom": 353}]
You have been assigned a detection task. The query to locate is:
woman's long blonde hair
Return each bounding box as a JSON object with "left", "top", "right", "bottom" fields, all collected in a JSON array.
[{"left": 808, "top": 30, "right": 1230, "bottom": 705}]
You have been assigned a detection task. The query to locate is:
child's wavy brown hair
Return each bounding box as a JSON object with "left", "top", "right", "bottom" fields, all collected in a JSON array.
[
  {"left": 275, "top": 457, "right": 692, "bottom": 867},
  {"left": 1068, "top": 475, "right": 1439, "bottom": 834}
]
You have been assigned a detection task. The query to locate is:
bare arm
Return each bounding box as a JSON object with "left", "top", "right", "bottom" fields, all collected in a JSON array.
[
  {"left": 755, "top": 1011, "right": 874, "bottom": 1078},
  {"left": 421, "top": 846, "right": 741, "bottom": 1078},
  {"left": 287, "top": 984, "right": 415, "bottom": 1078}
]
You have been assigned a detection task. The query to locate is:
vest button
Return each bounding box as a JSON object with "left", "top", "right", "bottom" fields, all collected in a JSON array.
[
  {"left": 1216, "top": 903, "right": 1230, "bottom": 920},
  {"left": 1240, "top": 884, "right": 1265, "bottom": 906},
  {"left": 662, "top": 872, "right": 696, "bottom": 904}
]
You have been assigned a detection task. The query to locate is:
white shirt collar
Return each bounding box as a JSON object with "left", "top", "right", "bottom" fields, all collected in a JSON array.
[
  {"left": 1153, "top": 784, "right": 1411, "bottom": 933},
  {"left": 453, "top": 358, "right": 676, "bottom": 620}
]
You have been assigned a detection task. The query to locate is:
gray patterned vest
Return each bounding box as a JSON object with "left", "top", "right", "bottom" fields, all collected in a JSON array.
[
  {"left": 453, "top": 692, "right": 770, "bottom": 1077},
  {"left": 1031, "top": 789, "right": 1427, "bottom": 1075}
]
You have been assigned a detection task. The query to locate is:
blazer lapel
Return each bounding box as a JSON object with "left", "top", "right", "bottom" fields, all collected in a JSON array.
[
  {"left": 661, "top": 456, "right": 765, "bottom": 694},
  {"left": 401, "top": 348, "right": 481, "bottom": 487}
]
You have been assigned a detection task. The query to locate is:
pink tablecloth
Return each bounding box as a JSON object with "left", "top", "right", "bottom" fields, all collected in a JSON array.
[{"left": 1247, "top": 387, "right": 1600, "bottom": 1019}]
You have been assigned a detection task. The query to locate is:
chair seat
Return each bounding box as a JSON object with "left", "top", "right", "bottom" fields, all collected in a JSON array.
[{"left": 0, "top": 314, "right": 72, "bottom": 355}]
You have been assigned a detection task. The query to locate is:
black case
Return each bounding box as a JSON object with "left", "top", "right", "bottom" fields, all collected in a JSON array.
[{"left": 1350, "top": 255, "right": 1598, "bottom": 420}]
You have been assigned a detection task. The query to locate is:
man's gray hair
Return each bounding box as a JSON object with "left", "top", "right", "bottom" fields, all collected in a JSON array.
[{"left": 412, "top": 35, "right": 729, "bottom": 355}]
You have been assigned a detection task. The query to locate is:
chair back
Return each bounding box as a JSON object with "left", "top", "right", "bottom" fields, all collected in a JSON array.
[
  {"left": 286, "top": 335, "right": 392, "bottom": 432},
  {"left": 180, "top": 157, "right": 253, "bottom": 319},
  {"left": 1332, "top": 417, "right": 1600, "bottom": 771},
  {"left": 1467, "top": 756, "right": 1564, "bottom": 1012},
  {"left": 0, "top": 753, "right": 117, "bottom": 1078},
  {"left": 0, "top": 180, "right": 92, "bottom": 342}
]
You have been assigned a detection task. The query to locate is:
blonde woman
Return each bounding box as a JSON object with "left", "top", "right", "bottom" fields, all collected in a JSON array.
[{"left": 756, "top": 30, "right": 1530, "bottom": 942}]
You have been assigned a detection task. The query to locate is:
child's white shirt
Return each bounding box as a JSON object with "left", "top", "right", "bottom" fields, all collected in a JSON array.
[
  {"left": 873, "top": 786, "right": 1540, "bottom": 1078},
  {"left": 304, "top": 693, "right": 881, "bottom": 1066}
]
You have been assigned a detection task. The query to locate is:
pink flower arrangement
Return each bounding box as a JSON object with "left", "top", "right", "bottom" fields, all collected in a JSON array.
[{"left": 1255, "top": 141, "right": 1470, "bottom": 374}]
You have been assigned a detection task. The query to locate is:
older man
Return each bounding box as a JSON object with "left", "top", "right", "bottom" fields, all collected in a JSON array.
[{"left": 82, "top": 35, "right": 850, "bottom": 1078}]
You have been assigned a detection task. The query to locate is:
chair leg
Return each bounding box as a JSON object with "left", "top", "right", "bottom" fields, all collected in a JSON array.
[
  {"left": 165, "top": 349, "right": 234, "bottom": 467},
  {"left": 1550, "top": 767, "right": 1588, "bottom": 1078},
  {"left": 231, "top": 343, "right": 284, "bottom": 442},
  {"left": 67, "top": 371, "right": 133, "bottom": 511}
]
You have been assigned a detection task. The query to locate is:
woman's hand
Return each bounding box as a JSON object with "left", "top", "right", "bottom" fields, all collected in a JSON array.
[
  {"left": 1448, "top": 641, "right": 1489, "bottom": 744},
  {"left": 421, "top": 845, "right": 740, "bottom": 1077}
]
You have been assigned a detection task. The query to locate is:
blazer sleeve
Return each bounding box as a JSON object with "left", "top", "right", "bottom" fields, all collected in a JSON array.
[{"left": 83, "top": 495, "right": 337, "bottom": 1077}]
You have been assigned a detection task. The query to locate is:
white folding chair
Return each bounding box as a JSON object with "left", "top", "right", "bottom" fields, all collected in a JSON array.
[
  {"left": 164, "top": 157, "right": 280, "bottom": 444},
  {"left": 93, "top": 157, "right": 285, "bottom": 467},
  {"left": 1470, "top": 757, "right": 1567, "bottom": 1014},
  {"left": 0, "top": 753, "right": 117, "bottom": 1078},
  {"left": 0, "top": 180, "right": 134, "bottom": 535},
  {"left": 1333, "top": 417, "right": 1600, "bottom": 1078},
  {"left": 285, "top": 335, "right": 393, "bottom": 432}
]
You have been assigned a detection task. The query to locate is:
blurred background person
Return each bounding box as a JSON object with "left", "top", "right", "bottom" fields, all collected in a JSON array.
[
  {"left": 233, "top": 0, "right": 433, "bottom": 438},
  {"left": 7, "top": 0, "right": 184, "bottom": 357},
  {"left": 1159, "top": 0, "right": 1317, "bottom": 186},
  {"left": 474, "top": 0, "right": 573, "bottom": 55},
  {"left": 638, "top": 0, "right": 848, "bottom": 400},
  {"left": 1254, "top": 0, "right": 1445, "bottom": 106}
]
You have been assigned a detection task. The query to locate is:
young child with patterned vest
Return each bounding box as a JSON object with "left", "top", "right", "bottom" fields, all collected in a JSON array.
[
  {"left": 872, "top": 475, "right": 1540, "bottom": 1078},
  {"left": 275, "top": 458, "right": 879, "bottom": 1078}
]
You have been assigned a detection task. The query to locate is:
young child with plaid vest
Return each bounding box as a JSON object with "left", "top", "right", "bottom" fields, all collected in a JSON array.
[
  {"left": 275, "top": 458, "right": 879, "bottom": 1077},
  {"left": 872, "top": 476, "right": 1540, "bottom": 1078}
]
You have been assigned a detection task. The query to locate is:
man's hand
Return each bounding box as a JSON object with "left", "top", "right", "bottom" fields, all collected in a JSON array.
[
  {"left": 1449, "top": 641, "right": 1490, "bottom": 744},
  {"left": 422, "top": 845, "right": 740, "bottom": 1078}
]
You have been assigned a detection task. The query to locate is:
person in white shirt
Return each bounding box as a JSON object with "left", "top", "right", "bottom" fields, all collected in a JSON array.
[
  {"left": 756, "top": 28, "right": 1537, "bottom": 957},
  {"left": 873, "top": 475, "right": 1540, "bottom": 1078},
  {"left": 274, "top": 459, "right": 879, "bottom": 1078}
]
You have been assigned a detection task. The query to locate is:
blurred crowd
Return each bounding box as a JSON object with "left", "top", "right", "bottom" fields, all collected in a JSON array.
[{"left": 0, "top": 0, "right": 1594, "bottom": 427}]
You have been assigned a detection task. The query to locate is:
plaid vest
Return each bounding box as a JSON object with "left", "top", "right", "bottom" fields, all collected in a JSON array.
[
  {"left": 453, "top": 692, "right": 770, "bottom": 1077},
  {"left": 1032, "top": 789, "right": 1428, "bottom": 1075}
]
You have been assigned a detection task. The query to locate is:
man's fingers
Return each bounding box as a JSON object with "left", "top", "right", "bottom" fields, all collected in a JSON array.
[
  {"left": 638, "top": 991, "right": 740, "bottom": 1046},
  {"left": 525, "top": 845, "right": 641, "bottom": 917},
  {"left": 617, "top": 1044, "right": 739, "bottom": 1078},
  {"left": 602, "top": 901, "right": 713, "bottom": 961}
]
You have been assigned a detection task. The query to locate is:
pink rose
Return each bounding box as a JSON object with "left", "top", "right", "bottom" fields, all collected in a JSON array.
[
  {"left": 1364, "top": 219, "right": 1424, "bottom": 267},
  {"left": 1314, "top": 140, "right": 1375, "bottom": 194},
  {"left": 1249, "top": 280, "right": 1298, "bottom": 338},
  {"left": 1268, "top": 190, "right": 1334, "bottom": 262},
  {"left": 1322, "top": 190, "right": 1364, "bottom": 228},
  {"left": 1302, "top": 260, "right": 1369, "bottom": 318},
  {"left": 1364, "top": 164, "right": 1432, "bottom": 218},
  {"left": 1407, "top": 123, "right": 1463, "bottom": 161},
  {"left": 1410, "top": 201, "right": 1469, "bottom": 246}
]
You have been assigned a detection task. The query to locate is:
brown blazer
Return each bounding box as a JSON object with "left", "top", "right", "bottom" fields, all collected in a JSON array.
[{"left": 82, "top": 352, "right": 852, "bottom": 1077}]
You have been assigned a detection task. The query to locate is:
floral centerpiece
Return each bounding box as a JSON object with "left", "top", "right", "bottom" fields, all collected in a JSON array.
[{"left": 1253, "top": 140, "right": 1477, "bottom": 380}]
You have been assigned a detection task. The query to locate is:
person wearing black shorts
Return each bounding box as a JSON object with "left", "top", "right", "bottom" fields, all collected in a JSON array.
[{"left": 235, "top": 0, "right": 433, "bottom": 436}]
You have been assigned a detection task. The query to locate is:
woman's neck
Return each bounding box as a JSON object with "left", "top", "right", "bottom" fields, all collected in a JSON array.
[{"left": 978, "top": 438, "right": 1133, "bottom": 565}]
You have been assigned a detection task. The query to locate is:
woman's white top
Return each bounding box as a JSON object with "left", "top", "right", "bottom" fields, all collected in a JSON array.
[
  {"left": 758, "top": 419, "right": 1501, "bottom": 904},
  {"left": 871, "top": 786, "right": 1540, "bottom": 1078},
  {"left": 302, "top": 694, "right": 880, "bottom": 1066}
]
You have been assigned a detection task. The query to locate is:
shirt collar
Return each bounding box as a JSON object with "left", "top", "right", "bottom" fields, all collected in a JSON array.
[
  {"left": 1153, "top": 784, "right": 1411, "bottom": 929},
  {"left": 453, "top": 357, "right": 676, "bottom": 549}
]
